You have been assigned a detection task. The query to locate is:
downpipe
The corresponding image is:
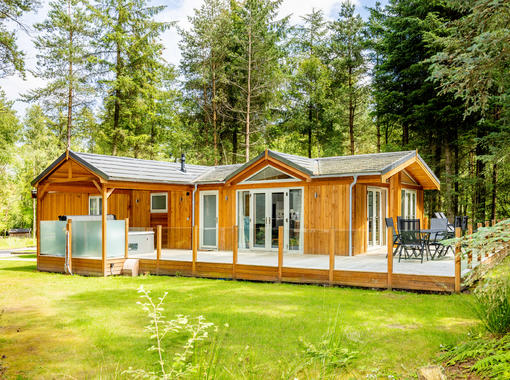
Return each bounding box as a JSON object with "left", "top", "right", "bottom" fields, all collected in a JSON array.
[{"left": 348, "top": 175, "right": 359, "bottom": 257}]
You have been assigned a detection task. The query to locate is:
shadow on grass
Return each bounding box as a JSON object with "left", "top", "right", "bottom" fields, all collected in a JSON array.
[{"left": 0, "top": 263, "right": 37, "bottom": 273}]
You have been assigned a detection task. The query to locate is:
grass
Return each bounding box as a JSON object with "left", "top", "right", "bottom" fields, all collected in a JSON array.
[
  {"left": 0, "top": 237, "right": 35, "bottom": 250},
  {"left": 0, "top": 260, "right": 477, "bottom": 379}
]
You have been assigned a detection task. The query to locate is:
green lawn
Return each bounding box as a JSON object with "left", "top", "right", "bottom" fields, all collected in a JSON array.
[
  {"left": 0, "top": 260, "right": 477, "bottom": 379},
  {"left": 0, "top": 237, "right": 35, "bottom": 250}
]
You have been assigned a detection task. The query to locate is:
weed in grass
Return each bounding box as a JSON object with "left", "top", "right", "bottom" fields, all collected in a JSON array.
[{"left": 124, "top": 285, "right": 221, "bottom": 379}]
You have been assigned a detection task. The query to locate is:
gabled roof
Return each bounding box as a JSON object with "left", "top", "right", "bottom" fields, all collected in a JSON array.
[
  {"left": 31, "top": 150, "right": 210, "bottom": 186},
  {"left": 32, "top": 149, "right": 440, "bottom": 189}
]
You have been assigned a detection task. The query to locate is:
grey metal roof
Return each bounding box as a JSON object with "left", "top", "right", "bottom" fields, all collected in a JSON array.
[
  {"left": 314, "top": 150, "right": 416, "bottom": 176},
  {"left": 32, "top": 148, "right": 439, "bottom": 186},
  {"left": 193, "top": 164, "right": 244, "bottom": 183}
]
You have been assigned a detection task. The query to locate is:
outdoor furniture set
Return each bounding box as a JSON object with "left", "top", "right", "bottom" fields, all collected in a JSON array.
[{"left": 385, "top": 214, "right": 468, "bottom": 263}]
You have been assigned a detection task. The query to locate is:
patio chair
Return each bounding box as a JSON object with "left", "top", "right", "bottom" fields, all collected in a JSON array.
[
  {"left": 434, "top": 212, "right": 447, "bottom": 219},
  {"left": 385, "top": 217, "right": 401, "bottom": 257},
  {"left": 428, "top": 218, "right": 451, "bottom": 259},
  {"left": 398, "top": 218, "right": 425, "bottom": 263}
]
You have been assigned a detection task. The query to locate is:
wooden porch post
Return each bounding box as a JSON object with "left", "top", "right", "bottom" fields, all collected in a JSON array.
[
  {"left": 124, "top": 218, "right": 129, "bottom": 259},
  {"left": 233, "top": 225, "right": 238, "bottom": 280},
  {"left": 157, "top": 225, "right": 162, "bottom": 275},
  {"left": 278, "top": 226, "right": 283, "bottom": 282},
  {"left": 66, "top": 219, "right": 72, "bottom": 274},
  {"left": 101, "top": 185, "right": 107, "bottom": 276},
  {"left": 36, "top": 190, "right": 41, "bottom": 270},
  {"left": 387, "top": 226, "right": 393, "bottom": 290},
  {"left": 329, "top": 229, "right": 334, "bottom": 285},
  {"left": 192, "top": 225, "right": 198, "bottom": 275},
  {"left": 454, "top": 227, "right": 461, "bottom": 294},
  {"left": 485, "top": 220, "right": 490, "bottom": 258}
]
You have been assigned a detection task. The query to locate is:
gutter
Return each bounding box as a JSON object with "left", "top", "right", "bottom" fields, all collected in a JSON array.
[
  {"left": 191, "top": 183, "right": 198, "bottom": 228},
  {"left": 348, "top": 175, "right": 359, "bottom": 257}
]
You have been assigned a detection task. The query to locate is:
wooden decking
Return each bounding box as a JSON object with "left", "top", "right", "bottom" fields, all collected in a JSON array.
[{"left": 37, "top": 247, "right": 480, "bottom": 292}]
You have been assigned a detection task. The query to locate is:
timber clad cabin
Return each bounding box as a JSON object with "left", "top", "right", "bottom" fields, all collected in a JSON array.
[{"left": 33, "top": 149, "right": 442, "bottom": 286}]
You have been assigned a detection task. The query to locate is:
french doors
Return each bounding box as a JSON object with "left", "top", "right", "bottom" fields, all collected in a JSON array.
[
  {"left": 367, "top": 188, "right": 386, "bottom": 248},
  {"left": 238, "top": 188, "right": 303, "bottom": 252}
]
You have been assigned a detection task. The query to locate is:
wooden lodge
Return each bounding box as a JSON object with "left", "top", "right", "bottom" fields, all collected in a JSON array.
[{"left": 32, "top": 148, "right": 452, "bottom": 290}]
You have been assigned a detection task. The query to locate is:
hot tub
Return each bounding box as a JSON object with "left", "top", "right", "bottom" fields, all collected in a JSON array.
[{"left": 128, "top": 230, "right": 155, "bottom": 255}]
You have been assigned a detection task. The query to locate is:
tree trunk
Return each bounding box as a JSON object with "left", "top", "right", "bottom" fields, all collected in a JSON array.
[
  {"left": 491, "top": 163, "right": 497, "bottom": 220},
  {"left": 444, "top": 141, "right": 454, "bottom": 219},
  {"left": 112, "top": 35, "right": 121, "bottom": 155},
  {"left": 212, "top": 61, "right": 218, "bottom": 165},
  {"left": 66, "top": 0, "right": 73, "bottom": 150},
  {"left": 245, "top": 27, "right": 252, "bottom": 163},
  {"left": 308, "top": 103, "right": 312, "bottom": 158},
  {"left": 376, "top": 117, "right": 381, "bottom": 153},
  {"left": 348, "top": 66, "right": 355, "bottom": 155},
  {"left": 232, "top": 120, "right": 238, "bottom": 164}
]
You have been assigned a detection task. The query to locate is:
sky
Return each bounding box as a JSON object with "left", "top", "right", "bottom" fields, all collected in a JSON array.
[{"left": 0, "top": 0, "right": 384, "bottom": 117}]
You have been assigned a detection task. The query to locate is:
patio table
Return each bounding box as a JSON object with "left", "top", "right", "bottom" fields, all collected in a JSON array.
[{"left": 420, "top": 229, "right": 449, "bottom": 259}]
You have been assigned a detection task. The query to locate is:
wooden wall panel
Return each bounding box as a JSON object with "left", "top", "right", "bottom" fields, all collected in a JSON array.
[
  {"left": 108, "top": 192, "right": 130, "bottom": 220},
  {"left": 41, "top": 193, "right": 88, "bottom": 220},
  {"left": 131, "top": 190, "right": 150, "bottom": 227}
]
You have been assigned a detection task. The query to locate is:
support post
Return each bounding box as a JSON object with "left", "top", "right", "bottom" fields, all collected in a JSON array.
[
  {"left": 477, "top": 222, "right": 482, "bottom": 262},
  {"left": 454, "top": 227, "right": 461, "bottom": 294},
  {"left": 485, "top": 220, "right": 490, "bottom": 258},
  {"left": 124, "top": 218, "right": 129, "bottom": 259},
  {"left": 36, "top": 191, "right": 41, "bottom": 270},
  {"left": 467, "top": 223, "right": 473, "bottom": 268},
  {"left": 278, "top": 226, "right": 283, "bottom": 282},
  {"left": 101, "top": 185, "right": 107, "bottom": 276},
  {"left": 66, "top": 219, "right": 72, "bottom": 274},
  {"left": 192, "top": 225, "right": 198, "bottom": 275},
  {"left": 156, "top": 225, "right": 162, "bottom": 275},
  {"left": 329, "top": 229, "right": 335, "bottom": 285},
  {"left": 233, "top": 225, "right": 238, "bottom": 280},
  {"left": 387, "top": 226, "right": 393, "bottom": 290}
]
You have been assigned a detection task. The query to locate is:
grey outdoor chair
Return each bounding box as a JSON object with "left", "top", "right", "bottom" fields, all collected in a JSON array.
[
  {"left": 428, "top": 218, "right": 452, "bottom": 259},
  {"left": 398, "top": 218, "right": 425, "bottom": 263}
]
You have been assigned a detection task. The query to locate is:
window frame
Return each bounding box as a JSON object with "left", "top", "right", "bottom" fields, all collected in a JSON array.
[
  {"left": 240, "top": 165, "right": 300, "bottom": 184},
  {"left": 150, "top": 192, "right": 168, "bottom": 213},
  {"left": 88, "top": 195, "right": 102, "bottom": 216},
  {"left": 401, "top": 188, "right": 417, "bottom": 218}
]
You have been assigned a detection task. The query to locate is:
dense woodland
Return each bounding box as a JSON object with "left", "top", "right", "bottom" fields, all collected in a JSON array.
[{"left": 0, "top": 0, "right": 508, "bottom": 233}]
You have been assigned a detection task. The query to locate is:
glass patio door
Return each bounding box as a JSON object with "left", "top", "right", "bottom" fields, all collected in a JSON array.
[
  {"left": 200, "top": 191, "right": 218, "bottom": 249},
  {"left": 239, "top": 188, "right": 303, "bottom": 252},
  {"left": 367, "top": 188, "right": 384, "bottom": 248}
]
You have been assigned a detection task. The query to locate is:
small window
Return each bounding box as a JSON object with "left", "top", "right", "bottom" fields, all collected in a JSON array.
[
  {"left": 89, "top": 196, "right": 102, "bottom": 216},
  {"left": 151, "top": 193, "right": 168, "bottom": 213},
  {"left": 401, "top": 189, "right": 417, "bottom": 218},
  {"left": 244, "top": 166, "right": 295, "bottom": 182}
]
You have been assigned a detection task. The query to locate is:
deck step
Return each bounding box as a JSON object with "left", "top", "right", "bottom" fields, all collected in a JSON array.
[{"left": 122, "top": 259, "right": 140, "bottom": 276}]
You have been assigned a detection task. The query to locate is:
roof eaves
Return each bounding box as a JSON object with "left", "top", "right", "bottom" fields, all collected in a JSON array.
[{"left": 417, "top": 153, "right": 441, "bottom": 185}]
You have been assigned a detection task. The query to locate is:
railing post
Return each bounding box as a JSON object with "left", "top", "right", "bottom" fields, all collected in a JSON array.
[
  {"left": 124, "top": 218, "right": 129, "bottom": 259},
  {"left": 278, "top": 226, "right": 283, "bottom": 282},
  {"left": 66, "top": 219, "right": 72, "bottom": 274},
  {"left": 485, "top": 220, "right": 490, "bottom": 258},
  {"left": 233, "top": 225, "right": 238, "bottom": 280},
  {"left": 329, "top": 229, "right": 334, "bottom": 285},
  {"left": 157, "top": 225, "right": 162, "bottom": 275},
  {"left": 477, "top": 222, "right": 482, "bottom": 262},
  {"left": 387, "top": 225, "right": 393, "bottom": 290},
  {"left": 467, "top": 223, "right": 473, "bottom": 268},
  {"left": 454, "top": 227, "right": 461, "bottom": 294},
  {"left": 192, "top": 225, "right": 198, "bottom": 275}
]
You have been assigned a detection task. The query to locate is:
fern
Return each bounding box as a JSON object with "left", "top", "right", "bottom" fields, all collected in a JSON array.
[{"left": 441, "top": 334, "right": 510, "bottom": 379}]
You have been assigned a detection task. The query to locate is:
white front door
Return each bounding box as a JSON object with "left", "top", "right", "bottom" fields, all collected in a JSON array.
[
  {"left": 200, "top": 191, "right": 218, "bottom": 249},
  {"left": 367, "top": 188, "right": 385, "bottom": 248}
]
